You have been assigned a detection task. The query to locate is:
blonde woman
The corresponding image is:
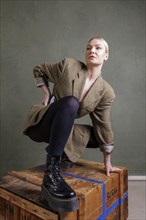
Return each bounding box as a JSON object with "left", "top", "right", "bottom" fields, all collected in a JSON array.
[{"left": 23, "top": 36, "right": 120, "bottom": 212}]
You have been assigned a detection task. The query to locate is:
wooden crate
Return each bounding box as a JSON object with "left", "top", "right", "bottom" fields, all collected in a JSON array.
[{"left": 0, "top": 159, "right": 128, "bottom": 220}]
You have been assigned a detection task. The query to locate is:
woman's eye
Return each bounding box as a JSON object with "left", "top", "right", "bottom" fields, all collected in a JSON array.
[
  {"left": 96, "top": 47, "right": 101, "bottom": 50},
  {"left": 87, "top": 47, "right": 91, "bottom": 50}
]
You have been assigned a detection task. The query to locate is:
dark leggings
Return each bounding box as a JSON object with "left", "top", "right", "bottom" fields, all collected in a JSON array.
[{"left": 27, "top": 96, "right": 99, "bottom": 156}]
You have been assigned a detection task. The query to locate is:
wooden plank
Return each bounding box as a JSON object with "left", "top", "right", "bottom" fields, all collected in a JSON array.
[
  {"left": 60, "top": 211, "right": 78, "bottom": 220},
  {"left": 0, "top": 197, "right": 6, "bottom": 220},
  {"left": 20, "top": 208, "right": 43, "bottom": 220},
  {"left": 8, "top": 165, "right": 44, "bottom": 187},
  {"left": 119, "top": 196, "right": 128, "bottom": 220}
]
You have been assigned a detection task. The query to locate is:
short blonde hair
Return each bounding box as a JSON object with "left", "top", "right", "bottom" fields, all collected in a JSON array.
[{"left": 87, "top": 36, "right": 109, "bottom": 54}]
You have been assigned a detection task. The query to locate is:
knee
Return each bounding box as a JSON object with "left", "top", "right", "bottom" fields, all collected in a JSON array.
[{"left": 64, "top": 96, "right": 80, "bottom": 112}]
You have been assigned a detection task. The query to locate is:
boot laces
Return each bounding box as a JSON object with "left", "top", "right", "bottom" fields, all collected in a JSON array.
[{"left": 49, "top": 164, "right": 63, "bottom": 187}]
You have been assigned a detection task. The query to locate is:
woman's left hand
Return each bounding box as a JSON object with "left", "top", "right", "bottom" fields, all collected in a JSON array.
[{"left": 103, "top": 152, "right": 121, "bottom": 176}]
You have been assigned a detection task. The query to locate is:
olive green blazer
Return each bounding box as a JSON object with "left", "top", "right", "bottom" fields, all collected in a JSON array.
[{"left": 23, "top": 58, "right": 115, "bottom": 162}]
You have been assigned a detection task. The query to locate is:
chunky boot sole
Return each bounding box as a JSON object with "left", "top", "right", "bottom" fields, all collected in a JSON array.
[{"left": 41, "top": 185, "right": 79, "bottom": 212}]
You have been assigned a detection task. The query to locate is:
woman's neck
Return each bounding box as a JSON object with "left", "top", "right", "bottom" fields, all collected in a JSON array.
[{"left": 87, "top": 64, "right": 102, "bottom": 80}]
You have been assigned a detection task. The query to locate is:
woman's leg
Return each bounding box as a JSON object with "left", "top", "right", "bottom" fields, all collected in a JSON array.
[
  {"left": 27, "top": 96, "right": 80, "bottom": 156},
  {"left": 27, "top": 96, "right": 80, "bottom": 212},
  {"left": 86, "top": 127, "right": 100, "bottom": 148},
  {"left": 47, "top": 96, "right": 80, "bottom": 156}
]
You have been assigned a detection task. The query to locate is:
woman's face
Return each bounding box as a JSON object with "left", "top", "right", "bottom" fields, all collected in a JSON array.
[{"left": 85, "top": 39, "right": 109, "bottom": 66}]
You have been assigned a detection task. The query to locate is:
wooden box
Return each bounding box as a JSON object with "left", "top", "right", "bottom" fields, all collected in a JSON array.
[{"left": 0, "top": 159, "right": 128, "bottom": 220}]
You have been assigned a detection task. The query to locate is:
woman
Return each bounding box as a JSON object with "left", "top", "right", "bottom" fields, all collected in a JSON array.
[{"left": 23, "top": 36, "right": 120, "bottom": 212}]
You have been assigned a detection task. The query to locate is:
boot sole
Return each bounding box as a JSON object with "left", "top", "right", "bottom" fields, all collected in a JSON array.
[{"left": 41, "top": 185, "right": 79, "bottom": 213}]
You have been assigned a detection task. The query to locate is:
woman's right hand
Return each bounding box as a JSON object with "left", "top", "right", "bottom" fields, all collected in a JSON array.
[
  {"left": 41, "top": 94, "right": 49, "bottom": 106},
  {"left": 103, "top": 152, "right": 121, "bottom": 176},
  {"left": 40, "top": 85, "right": 50, "bottom": 106}
]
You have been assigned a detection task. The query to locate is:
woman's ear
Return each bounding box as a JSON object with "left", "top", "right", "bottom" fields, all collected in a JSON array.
[{"left": 104, "top": 53, "right": 109, "bottom": 61}]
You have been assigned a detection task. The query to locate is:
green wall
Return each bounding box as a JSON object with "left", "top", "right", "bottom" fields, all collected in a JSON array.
[{"left": 0, "top": 0, "right": 145, "bottom": 175}]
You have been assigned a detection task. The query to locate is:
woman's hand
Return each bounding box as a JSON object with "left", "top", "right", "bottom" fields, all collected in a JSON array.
[
  {"left": 41, "top": 94, "right": 49, "bottom": 106},
  {"left": 40, "top": 85, "right": 50, "bottom": 106},
  {"left": 103, "top": 152, "right": 121, "bottom": 176}
]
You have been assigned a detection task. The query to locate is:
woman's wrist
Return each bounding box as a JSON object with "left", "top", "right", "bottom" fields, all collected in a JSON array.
[{"left": 103, "top": 152, "right": 111, "bottom": 164}]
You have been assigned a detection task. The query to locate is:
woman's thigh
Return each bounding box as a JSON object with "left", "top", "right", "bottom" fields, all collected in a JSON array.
[
  {"left": 26, "top": 96, "right": 79, "bottom": 143},
  {"left": 26, "top": 101, "right": 60, "bottom": 143}
]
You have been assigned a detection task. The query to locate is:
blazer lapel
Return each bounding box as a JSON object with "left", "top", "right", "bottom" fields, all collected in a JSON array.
[
  {"left": 72, "top": 68, "right": 87, "bottom": 99},
  {"left": 80, "top": 75, "right": 103, "bottom": 109},
  {"left": 72, "top": 66, "right": 103, "bottom": 110}
]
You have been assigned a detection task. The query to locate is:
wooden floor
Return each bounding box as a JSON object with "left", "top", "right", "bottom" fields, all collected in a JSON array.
[{"left": 128, "top": 181, "right": 146, "bottom": 220}]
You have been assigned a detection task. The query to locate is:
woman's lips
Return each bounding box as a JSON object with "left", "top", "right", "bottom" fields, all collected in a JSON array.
[{"left": 88, "top": 56, "right": 96, "bottom": 59}]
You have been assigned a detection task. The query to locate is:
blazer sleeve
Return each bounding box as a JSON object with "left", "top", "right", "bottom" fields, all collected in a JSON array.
[
  {"left": 89, "top": 86, "right": 116, "bottom": 153},
  {"left": 33, "top": 58, "right": 66, "bottom": 86}
]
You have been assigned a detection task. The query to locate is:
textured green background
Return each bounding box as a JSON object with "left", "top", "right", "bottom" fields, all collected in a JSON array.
[{"left": 0, "top": 0, "right": 145, "bottom": 175}]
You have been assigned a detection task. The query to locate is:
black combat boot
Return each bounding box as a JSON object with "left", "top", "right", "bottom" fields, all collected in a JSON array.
[
  {"left": 41, "top": 155, "right": 78, "bottom": 212},
  {"left": 61, "top": 152, "right": 74, "bottom": 169}
]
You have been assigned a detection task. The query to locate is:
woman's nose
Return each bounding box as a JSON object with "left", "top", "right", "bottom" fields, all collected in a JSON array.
[{"left": 90, "top": 47, "right": 95, "bottom": 53}]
